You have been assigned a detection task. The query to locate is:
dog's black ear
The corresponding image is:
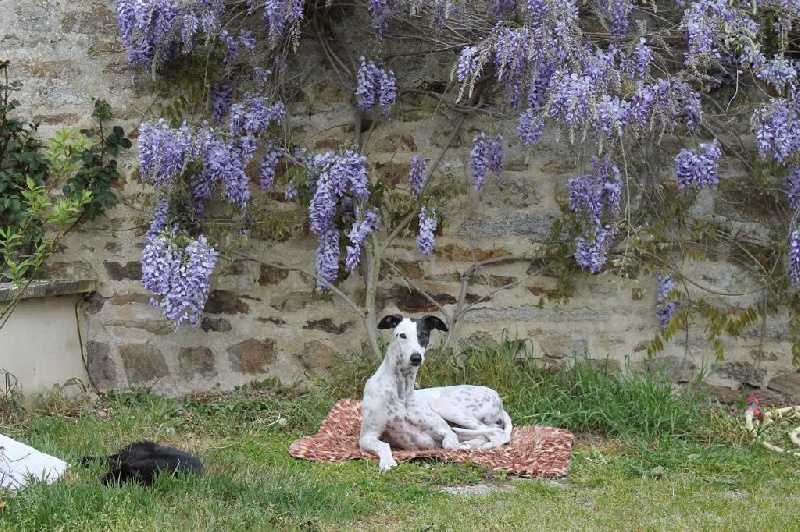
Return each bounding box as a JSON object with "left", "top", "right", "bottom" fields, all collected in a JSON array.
[
  {"left": 421, "top": 315, "right": 448, "bottom": 332},
  {"left": 377, "top": 314, "right": 404, "bottom": 330}
]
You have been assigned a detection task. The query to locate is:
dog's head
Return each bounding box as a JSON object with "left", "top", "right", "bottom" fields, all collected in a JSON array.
[{"left": 377, "top": 314, "right": 448, "bottom": 367}]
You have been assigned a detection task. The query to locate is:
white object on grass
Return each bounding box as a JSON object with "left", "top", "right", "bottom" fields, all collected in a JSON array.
[{"left": 0, "top": 434, "right": 68, "bottom": 491}]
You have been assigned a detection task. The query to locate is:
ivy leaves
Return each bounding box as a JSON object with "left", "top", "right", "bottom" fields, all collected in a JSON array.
[
  {"left": 0, "top": 70, "right": 132, "bottom": 284},
  {"left": 62, "top": 99, "right": 133, "bottom": 220}
]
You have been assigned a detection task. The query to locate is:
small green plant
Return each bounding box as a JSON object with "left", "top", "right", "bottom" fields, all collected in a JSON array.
[
  {"left": 61, "top": 99, "right": 132, "bottom": 220},
  {"left": 0, "top": 73, "right": 51, "bottom": 272},
  {"left": 0, "top": 64, "right": 131, "bottom": 329},
  {"left": 0, "top": 370, "right": 25, "bottom": 422},
  {"left": 0, "top": 65, "right": 131, "bottom": 284},
  {"left": 0, "top": 175, "right": 91, "bottom": 291}
]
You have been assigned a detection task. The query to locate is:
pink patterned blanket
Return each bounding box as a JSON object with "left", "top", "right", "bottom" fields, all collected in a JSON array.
[{"left": 289, "top": 399, "right": 574, "bottom": 478}]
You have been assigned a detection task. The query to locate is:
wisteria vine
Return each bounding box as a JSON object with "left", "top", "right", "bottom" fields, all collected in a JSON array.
[{"left": 116, "top": 0, "right": 800, "bottom": 345}]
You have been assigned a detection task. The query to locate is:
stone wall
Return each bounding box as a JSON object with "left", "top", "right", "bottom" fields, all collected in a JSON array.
[{"left": 3, "top": 0, "right": 800, "bottom": 402}]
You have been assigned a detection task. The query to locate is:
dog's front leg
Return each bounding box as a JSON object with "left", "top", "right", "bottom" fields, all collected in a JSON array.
[
  {"left": 359, "top": 432, "right": 397, "bottom": 471},
  {"left": 359, "top": 403, "right": 397, "bottom": 471}
]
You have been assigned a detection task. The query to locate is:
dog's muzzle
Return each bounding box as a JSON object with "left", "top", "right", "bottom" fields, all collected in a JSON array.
[{"left": 410, "top": 353, "right": 423, "bottom": 366}]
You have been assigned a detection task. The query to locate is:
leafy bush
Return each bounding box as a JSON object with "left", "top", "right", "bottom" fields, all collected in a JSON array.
[{"left": 0, "top": 67, "right": 131, "bottom": 285}]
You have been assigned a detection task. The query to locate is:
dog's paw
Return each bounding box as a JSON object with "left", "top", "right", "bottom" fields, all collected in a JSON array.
[
  {"left": 442, "top": 434, "right": 460, "bottom": 450},
  {"left": 379, "top": 455, "right": 398, "bottom": 472}
]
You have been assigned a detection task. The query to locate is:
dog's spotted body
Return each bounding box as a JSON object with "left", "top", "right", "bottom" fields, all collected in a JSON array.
[
  {"left": 359, "top": 314, "right": 512, "bottom": 471},
  {"left": 415, "top": 385, "right": 513, "bottom": 449}
]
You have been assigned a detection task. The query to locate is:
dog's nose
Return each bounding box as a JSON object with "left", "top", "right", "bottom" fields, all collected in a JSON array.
[{"left": 410, "top": 353, "right": 422, "bottom": 366}]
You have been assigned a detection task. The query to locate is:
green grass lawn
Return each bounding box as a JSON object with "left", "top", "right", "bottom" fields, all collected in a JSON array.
[{"left": 2, "top": 347, "right": 800, "bottom": 530}]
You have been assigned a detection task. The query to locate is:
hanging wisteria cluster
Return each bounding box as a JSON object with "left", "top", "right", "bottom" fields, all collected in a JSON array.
[
  {"left": 675, "top": 139, "right": 722, "bottom": 190},
  {"left": 141, "top": 199, "right": 218, "bottom": 328},
  {"left": 568, "top": 155, "right": 623, "bottom": 274},
  {"left": 791, "top": 232, "right": 800, "bottom": 286},
  {"left": 116, "top": 0, "right": 228, "bottom": 71},
  {"left": 470, "top": 133, "right": 504, "bottom": 193},
  {"left": 142, "top": 227, "right": 218, "bottom": 328},
  {"left": 408, "top": 154, "right": 427, "bottom": 197},
  {"left": 355, "top": 57, "right": 397, "bottom": 116},
  {"left": 305, "top": 150, "right": 380, "bottom": 290},
  {"left": 655, "top": 274, "right": 676, "bottom": 329},
  {"left": 416, "top": 207, "right": 437, "bottom": 255}
]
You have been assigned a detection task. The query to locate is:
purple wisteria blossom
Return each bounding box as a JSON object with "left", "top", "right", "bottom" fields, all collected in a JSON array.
[
  {"left": 575, "top": 224, "right": 619, "bottom": 274},
  {"left": 595, "top": 95, "right": 630, "bottom": 138},
  {"left": 259, "top": 143, "right": 283, "bottom": 189},
  {"left": 146, "top": 198, "right": 171, "bottom": 242},
  {"left": 139, "top": 120, "right": 193, "bottom": 186},
  {"left": 316, "top": 230, "right": 340, "bottom": 291},
  {"left": 211, "top": 83, "right": 233, "bottom": 123},
  {"left": 356, "top": 58, "right": 378, "bottom": 111},
  {"left": 786, "top": 167, "right": 800, "bottom": 210},
  {"left": 306, "top": 150, "right": 374, "bottom": 288},
  {"left": 568, "top": 155, "right": 622, "bottom": 220},
  {"left": 456, "top": 46, "right": 481, "bottom": 83},
  {"left": 752, "top": 97, "right": 800, "bottom": 165},
  {"left": 263, "top": 0, "right": 304, "bottom": 44},
  {"left": 192, "top": 129, "right": 250, "bottom": 211},
  {"left": 115, "top": 0, "right": 224, "bottom": 71},
  {"left": 674, "top": 139, "right": 722, "bottom": 190},
  {"left": 141, "top": 94, "right": 285, "bottom": 215},
  {"left": 757, "top": 55, "right": 798, "bottom": 94},
  {"left": 548, "top": 73, "right": 595, "bottom": 127},
  {"left": 458, "top": 15, "right": 569, "bottom": 110},
  {"left": 681, "top": 0, "right": 760, "bottom": 69},
  {"left": 568, "top": 155, "right": 623, "bottom": 273},
  {"left": 517, "top": 108, "right": 545, "bottom": 146},
  {"left": 416, "top": 207, "right": 437, "bottom": 255},
  {"left": 367, "top": 0, "right": 391, "bottom": 38},
  {"left": 355, "top": 57, "right": 397, "bottom": 116},
  {"left": 605, "top": 0, "right": 633, "bottom": 41},
  {"left": 378, "top": 69, "right": 397, "bottom": 113},
  {"left": 629, "top": 79, "right": 703, "bottom": 132},
  {"left": 488, "top": 0, "right": 516, "bottom": 16},
  {"left": 141, "top": 228, "right": 217, "bottom": 328},
  {"left": 229, "top": 96, "right": 285, "bottom": 137},
  {"left": 345, "top": 207, "right": 381, "bottom": 272},
  {"left": 470, "top": 133, "right": 504, "bottom": 193},
  {"left": 189, "top": 127, "right": 221, "bottom": 210},
  {"left": 494, "top": 26, "right": 535, "bottom": 108},
  {"left": 284, "top": 183, "right": 298, "bottom": 201},
  {"left": 655, "top": 274, "right": 676, "bottom": 328},
  {"left": 308, "top": 150, "right": 370, "bottom": 235},
  {"left": 791, "top": 231, "right": 800, "bottom": 286},
  {"left": 408, "top": 154, "right": 427, "bottom": 196},
  {"left": 620, "top": 38, "right": 652, "bottom": 81}
]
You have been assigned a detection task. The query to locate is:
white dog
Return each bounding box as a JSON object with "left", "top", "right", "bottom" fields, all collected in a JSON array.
[{"left": 359, "top": 314, "right": 513, "bottom": 471}]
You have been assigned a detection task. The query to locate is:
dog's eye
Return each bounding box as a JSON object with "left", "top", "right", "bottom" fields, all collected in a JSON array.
[{"left": 399, "top": 333, "right": 407, "bottom": 339}]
